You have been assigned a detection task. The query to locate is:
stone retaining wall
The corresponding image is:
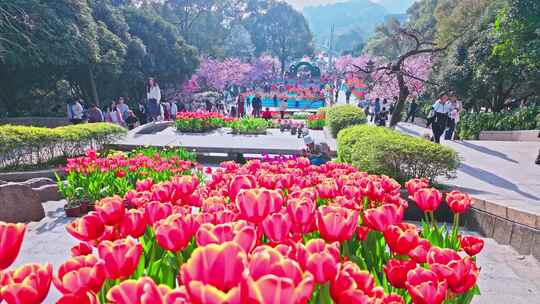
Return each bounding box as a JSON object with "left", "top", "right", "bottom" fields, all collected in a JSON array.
[
  {"left": 479, "top": 130, "right": 540, "bottom": 142},
  {"left": 0, "top": 117, "right": 69, "bottom": 128}
]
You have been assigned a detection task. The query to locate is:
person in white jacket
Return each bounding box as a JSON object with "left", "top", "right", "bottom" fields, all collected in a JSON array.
[{"left": 146, "top": 78, "right": 161, "bottom": 122}]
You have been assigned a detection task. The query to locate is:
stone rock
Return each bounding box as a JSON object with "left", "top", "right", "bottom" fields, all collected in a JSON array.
[
  {"left": 0, "top": 183, "right": 45, "bottom": 223},
  {"left": 33, "top": 184, "right": 62, "bottom": 202},
  {"left": 21, "top": 177, "right": 56, "bottom": 188}
]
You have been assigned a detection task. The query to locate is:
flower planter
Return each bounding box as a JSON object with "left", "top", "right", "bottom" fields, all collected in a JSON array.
[{"left": 64, "top": 205, "right": 81, "bottom": 217}]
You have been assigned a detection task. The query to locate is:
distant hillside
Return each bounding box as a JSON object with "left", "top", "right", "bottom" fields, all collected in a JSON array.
[
  {"left": 373, "top": 0, "right": 417, "bottom": 14},
  {"left": 303, "top": 0, "right": 388, "bottom": 52}
]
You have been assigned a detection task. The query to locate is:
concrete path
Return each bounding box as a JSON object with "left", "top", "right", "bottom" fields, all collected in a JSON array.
[
  {"left": 6, "top": 200, "right": 538, "bottom": 303},
  {"left": 396, "top": 122, "right": 540, "bottom": 216}
]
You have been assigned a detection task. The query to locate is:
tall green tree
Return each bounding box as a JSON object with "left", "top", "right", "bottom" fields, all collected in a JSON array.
[{"left": 245, "top": 2, "right": 314, "bottom": 73}]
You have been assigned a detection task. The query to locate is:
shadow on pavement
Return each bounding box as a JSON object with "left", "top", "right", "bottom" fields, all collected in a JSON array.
[
  {"left": 459, "top": 163, "right": 540, "bottom": 201},
  {"left": 34, "top": 206, "right": 71, "bottom": 235},
  {"left": 455, "top": 141, "right": 518, "bottom": 164}
]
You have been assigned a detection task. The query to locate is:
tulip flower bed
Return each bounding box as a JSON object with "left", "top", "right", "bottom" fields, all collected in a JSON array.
[
  {"left": 175, "top": 112, "right": 226, "bottom": 132},
  {"left": 2, "top": 158, "right": 483, "bottom": 304},
  {"left": 57, "top": 148, "right": 197, "bottom": 211},
  {"left": 228, "top": 117, "right": 269, "bottom": 134},
  {"left": 307, "top": 113, "right": 326, "bottom": 130}
]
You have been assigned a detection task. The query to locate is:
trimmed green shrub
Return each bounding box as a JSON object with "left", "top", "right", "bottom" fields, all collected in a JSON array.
[
  {"left": 326, "top": 105, "right": 367, "bottom": 137},
  {"left": 457, "top": 107, "right": 539, "bottom": 140},
  {"left": 0, "top": 123, "right": 126, "bottom": 169},
  {"left": 338, "top": 125, "right": 459, "bottom": 183}
]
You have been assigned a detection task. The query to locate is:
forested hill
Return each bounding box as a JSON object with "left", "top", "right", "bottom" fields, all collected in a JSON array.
[{"left": 303, "top": 0, "right": 416, "bottom": 53}]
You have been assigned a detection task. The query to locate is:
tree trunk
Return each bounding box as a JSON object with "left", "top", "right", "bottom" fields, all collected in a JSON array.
[
  {"left": 389, "top": 72, "right": 409, "bottom": 127},
  {"left": 88, "top": 65, "right": 99, "bottom": 106}
]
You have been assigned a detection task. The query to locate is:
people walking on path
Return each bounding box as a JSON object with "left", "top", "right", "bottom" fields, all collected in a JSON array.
[
  {"left": 116, "top": 97, "right": 130, "bottom": 121},
  {"left": 431, "top": 94, "right": 452, "bottom": 144},
  {"left": 279, "top": 98, "right": 288, "bottom": 119},
  {"left": 86, "top": 104, "right": 104, "bottom": 123},
  {"left": 445, "top": 95, "right": 462, "bottom": 140},
  {"left": 237, "top": 94, "right": 245, "bottom": 118},
  {"left": 404, "top": 97, "right": 419, "bottom": 123},
  {"left": 345, "top": 86, "right": 352, "bottom": 104},
  {"left": 252, "top": 94, "right": 262, "bottom": 117},
  {"left": 146, "top": 77, "right": 161, "bottom": 122},
  {"left": 67, "top": 99, "right": 84, "bottom": 124},
  {"left": 369, "top": 98, "right": 381, "bottom": 123}
]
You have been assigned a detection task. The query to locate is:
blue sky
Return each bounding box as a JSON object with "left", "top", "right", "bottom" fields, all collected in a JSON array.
[{"left": 285, "top": 0, "right": 384, "bottom": 9}]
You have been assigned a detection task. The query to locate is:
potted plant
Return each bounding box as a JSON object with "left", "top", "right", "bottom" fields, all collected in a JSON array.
[{"left": 64, "top": 200, "right": 81, "bottom": 217}]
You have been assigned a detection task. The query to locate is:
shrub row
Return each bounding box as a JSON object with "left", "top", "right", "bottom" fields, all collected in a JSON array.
[
  {"left": 457, "top": 107, "right": 539, "bottom": 140},
  {"left": 338, "top": 125, "right": 459, "bottom": 183},
  {"left": 0, "top": 123, "right": 126, "bottom": 169},
  {"left": 326, "top": 105, "right": 367, "bottom": 137}
]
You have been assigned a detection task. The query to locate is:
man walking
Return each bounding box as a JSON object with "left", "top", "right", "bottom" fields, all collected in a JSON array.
[{"left": 431, "top": 94, "right": 452, "bottom": 144}]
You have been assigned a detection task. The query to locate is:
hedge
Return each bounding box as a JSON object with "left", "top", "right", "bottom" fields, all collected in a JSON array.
[
  {"left": 457, "top": 107, "right": 539, "bottom": 140},
  {"left": 0, "top": 123, "right": 126, "bottom": 169},
  {"left": 337, "top": 125, "right": 459, "bottom": 183},
  {"left": 326, "top": 105, "right": 367, "bottom": 137}
]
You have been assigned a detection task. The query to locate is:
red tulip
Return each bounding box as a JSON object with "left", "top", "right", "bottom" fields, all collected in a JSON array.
[
  {"left": 317, "top": 179, "right": 338, "bottom": 199},
  {"left": 116, "top": 170, "right": 126, "bottom": 178},
  {"left": 0, "top": 222, "right": 26, "bottom": 270},
  {"left": 446, "top": 191, "right": 474, "bottom": 214},
  {"left": 144, "top": 201, "right": 173, "bottom": 225},
  {"left": 66, "top": 212, "right": 105, "bottom": 242},
  {"left": 380, "top": 176, "right": 401, "bottom": 195},
  {"left": 296, "top": 239, "right": 340, "bottom": 283},
  {"left": 248, "top": 273, "right": 314, "bottom": 304},
  {"left": 135, "top": 178, "right": 154, "bottom": 192},
  {"left": 98, "top": 239, "right": 142, "bottom": 279},
  {"left": 413, "top": 188, "right": 442, "bottom": 213},
  {"left": 267, "top": 190, "right": 284, "bottom": 214},
  {"left": 384, "top": 258, "right": 416, "bottom": 289},
  {"left": 383, "top": 223, "right": 420, "bottom": 255},
  {"left": 316, "top": 206, "right": 358, "bottom": 243},
  {"left": 405, "top": 178, "right": 429, "bottom": 196},
  {"left": 107, "top": 276, "right": 189, "bottom": 304},
  {"left": 171, "top": 175, "right": 200, "bottom": 199},
  {"left": 180, "top": 242, "right": 246, "bottom": 301},
  {"left": 408, "top": 239, "right": 431, "bottom": 264},
  {"left": 70, "top": 242, "right": 93, "bottom": 257},
  {"left": 95, "top": 196, "right": 125, "bottom": 225},
  {"left": 331, "top": 261, "right": 376, "bottom": 300},
  {"left": 406, "top": 267, "right": 447, "bottom": 304},
  {"left": 460, "top": 235, "right": 484, "bottom": 256},
  {"left": 235, "top": 188, "right": 272, "bottom": 224},
  {"left": 362, "top": 204, "right": 404, "bottom": 232},
  {"left": 444, "top": 256, "right": 480, "bottom": 294},
  {"left": 262, "top": 212, "right": 292, "bottom": 244},
  {"left": 287, "top": 198, "right": 316, "bottom": 234},
  {"left": 358, "top": 177, "right": 384, "bottom": 202},
  {"left": 228, "top": 174, "right": 256, "bottom": 202},
  {"left": 356, "top": 225, "right": 370, "bottom": 241},
  {"left": 154, "top": 213, "right": 194, "bottom": 252},
  {"left": 196, "top": 221, "right": 257, "bottom": 253},
  {"left": 53, "top": 255, "right": 106, "bottom": 295},
  {"left": 382, "top": 293, "right": 405, "bottom": 304},
  {"left": 57, "top": 291, "right": 99, "bottom": 304},
  {"left": 0, "top": 263, "right": 52, "bottom": 304},
  {"left": 119, "top": 208, "right": 147, "bottom": 238}
]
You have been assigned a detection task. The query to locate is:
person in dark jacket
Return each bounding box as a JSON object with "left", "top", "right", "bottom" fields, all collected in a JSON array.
[
  {"left": 404, "top": 97, "right": 419, "bottom": 123},
  {"left": 252, "top": 94, "right": 262, "bottom": 117}
]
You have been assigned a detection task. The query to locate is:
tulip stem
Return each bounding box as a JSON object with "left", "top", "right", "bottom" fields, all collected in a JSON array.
[{"left": 317, "top": 283, "right": 332, "bottom": 304}]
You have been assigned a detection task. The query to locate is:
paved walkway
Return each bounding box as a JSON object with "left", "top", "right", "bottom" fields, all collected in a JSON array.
[
  {"left": 396, "top": 123, "right": 540, "bottom": 216},
  {"left": 8, "top": 200, "right": 539, "bottom": 303}
]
